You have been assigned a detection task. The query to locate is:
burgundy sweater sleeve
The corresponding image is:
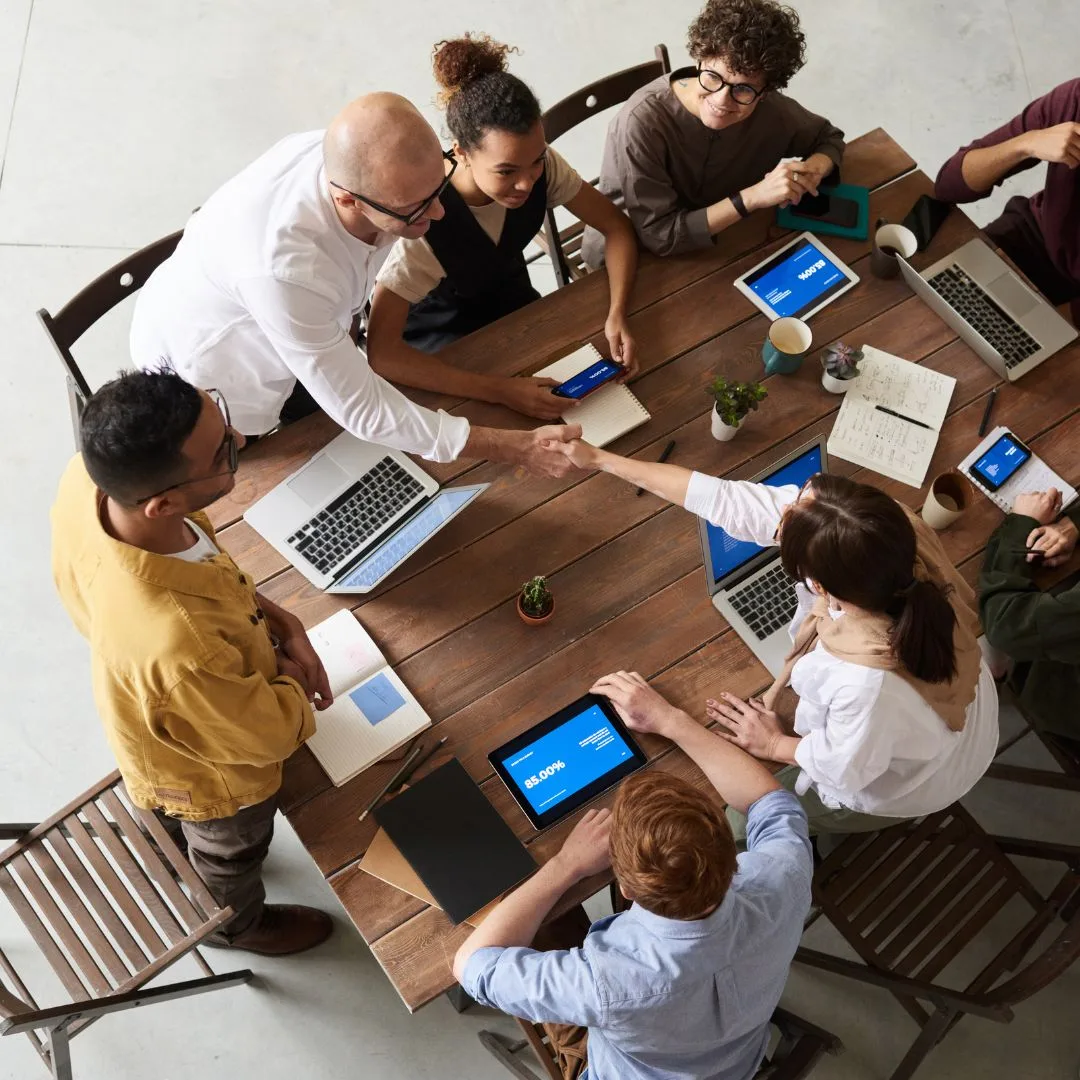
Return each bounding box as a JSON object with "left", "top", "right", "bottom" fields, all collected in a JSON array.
[{"left": 934, "top": 79, "right": 1080, "bottom": 203}]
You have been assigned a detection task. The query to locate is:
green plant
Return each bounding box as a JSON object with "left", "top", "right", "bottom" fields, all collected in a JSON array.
[
  {"left": 706, "top": 377, "right": 768, "bottom": 428},
  {"left": 519, "top": 575, "right": 553, "bottom": 618},
  {"left": 821, "top": 342, "right": 864, "bottom": 380}
]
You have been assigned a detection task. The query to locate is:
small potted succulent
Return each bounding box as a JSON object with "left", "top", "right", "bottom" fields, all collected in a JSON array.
[
  {"left": 820, "top": 343, "right": 864, "bottom": 394},
  {"left": 706, "top": 377, "right": 768, "bottom": 441},
  {"left": 517, "top": 575, "right": 554, "bottom": 625}
]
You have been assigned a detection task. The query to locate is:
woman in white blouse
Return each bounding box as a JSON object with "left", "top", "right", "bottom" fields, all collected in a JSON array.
[{"left": 560, "top": 439, "right": 999, "bottom": 837}]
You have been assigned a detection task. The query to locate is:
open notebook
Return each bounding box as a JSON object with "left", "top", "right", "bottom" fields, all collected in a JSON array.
[
  {"left": 535, "top": 343, "right": 650, "bottom": 447},
  {"left": 305, "top": 610, "right": 431, "bottom": 786},
  {"left": 827, "top": 346, "right": 956, "bottom": 488}
]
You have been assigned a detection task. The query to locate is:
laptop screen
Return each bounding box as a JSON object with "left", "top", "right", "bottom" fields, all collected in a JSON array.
[{"left": 704, "top": 443, "right": 823, "bottom": 587}]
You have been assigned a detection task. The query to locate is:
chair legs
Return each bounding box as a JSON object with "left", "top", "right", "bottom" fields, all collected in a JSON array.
[
  {"left": 478, "top": 1030, "right": 548, "bottom": 1080},
  {"left": 887, "top": 1006, "right": 955, "bottom": 1080},
  {"left": 47, "top": 1025, "right": 72, "bottom": 1080}
]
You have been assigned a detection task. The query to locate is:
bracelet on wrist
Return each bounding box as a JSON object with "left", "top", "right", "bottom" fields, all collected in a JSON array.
[{"left": 730, "top": 190, "right": 751, "bottom": 218}]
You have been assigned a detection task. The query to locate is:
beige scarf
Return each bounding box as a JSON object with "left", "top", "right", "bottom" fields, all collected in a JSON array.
[{"left": 763, "top": 506, "right": 981, "bottom": 732}]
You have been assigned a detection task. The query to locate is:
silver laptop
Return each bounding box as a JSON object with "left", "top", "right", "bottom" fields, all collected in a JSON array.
[
  {"left": 899, "top": 238, "right": 1076, "bottom": 381},
  {"left": 244, "top": 433, "right": 487, "bottom": 594},
  {"left": 697, "top": 437, "right": 827, "bottom": 677}
]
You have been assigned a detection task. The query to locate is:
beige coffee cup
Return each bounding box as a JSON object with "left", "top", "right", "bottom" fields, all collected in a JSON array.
[{"left": 921, "top": 471, "right": 971, "bottom": 530}]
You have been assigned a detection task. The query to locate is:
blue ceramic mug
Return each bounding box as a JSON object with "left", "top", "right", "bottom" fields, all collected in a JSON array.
[{"left": 762, "top": 317, "right": 813, "bottom": 376}]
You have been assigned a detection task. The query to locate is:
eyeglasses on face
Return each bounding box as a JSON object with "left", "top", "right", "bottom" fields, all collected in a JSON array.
[
  {"left": 135, "top": 389, "right": 239, "bottom": 505},
  {"left": 696, "top": 66, "right": 765, "bottom": 106},
  {"left": 329, "top": 149, "right": 457, "bottom": 226}
]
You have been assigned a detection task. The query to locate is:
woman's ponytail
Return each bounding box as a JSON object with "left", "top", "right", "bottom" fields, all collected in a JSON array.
[{"left": 889, "top": 578, "right": 958, "bottom": 684}]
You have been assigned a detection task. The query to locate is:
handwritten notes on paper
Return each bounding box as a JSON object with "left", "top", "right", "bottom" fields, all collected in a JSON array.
[{"left": 827, "top": 346, "right": 956, "bottom": 488}]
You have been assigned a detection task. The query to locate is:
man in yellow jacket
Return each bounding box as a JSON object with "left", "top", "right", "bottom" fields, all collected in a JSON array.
[{"left": 52, "top": 369, "right": 333, "bottom": 955}]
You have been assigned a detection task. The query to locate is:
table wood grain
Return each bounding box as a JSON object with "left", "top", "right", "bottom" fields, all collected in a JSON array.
[{"left": 217, "top": 130, "right": 1078, "bottom": 1011}]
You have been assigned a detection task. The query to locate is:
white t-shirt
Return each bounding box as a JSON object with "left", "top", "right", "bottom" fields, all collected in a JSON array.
[
  {"left": 684, "top": 471, "right": 999, "bottom": 818},
  {"left": 130, "top": 131, "right": 470, "bottom": 461},
  {"left": 376, "top": 147, "right": 583, "bottom": 304},
  {"left": 168, "top": 519, "right": 220, "bottom": 563}
]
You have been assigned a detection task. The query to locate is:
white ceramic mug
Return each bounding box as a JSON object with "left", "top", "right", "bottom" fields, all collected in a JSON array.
[
  {"left": 871, "top": 223, "right": 918, "bottom": 279},
  {"left": 921, "top": 471, "right": 971, "bottom": 530}
]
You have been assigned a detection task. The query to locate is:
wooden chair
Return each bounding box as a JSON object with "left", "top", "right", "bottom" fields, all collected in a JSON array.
[
  {"left": 478, "top": 1006, "right": 842, "bottom": 1080},
  {"left": 533, "top": 45, "right": 671, "bottom": 288},
  {"left": 795, "top": 803, "right": 1080, "bottom": 1080},
  {"left": 985, "top": 685, "right": 1080, "bottom": 794},
  {"left": 0, "top": 771, "right": 252, "bottom": 1079},
  {"left": 37, "top": 229, "right": 183, "bottom": 448}
]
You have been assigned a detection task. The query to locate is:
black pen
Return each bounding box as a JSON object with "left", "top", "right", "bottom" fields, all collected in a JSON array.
[
  {"left": 636, "top": 440, "right": 676, "bottom": 496},
  {"left": 875, "top": 405, "right": 932, "bottom": 430},
  {"left": 978, "top": 388, "right": 998, "bottom": 437}
]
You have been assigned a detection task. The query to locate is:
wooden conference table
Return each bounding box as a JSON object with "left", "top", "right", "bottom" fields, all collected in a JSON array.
[{"left": 206, "top": 130, "right": 1080, "bottom": 1012}]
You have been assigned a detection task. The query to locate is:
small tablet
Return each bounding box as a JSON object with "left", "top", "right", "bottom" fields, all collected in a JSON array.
[
  {"left": 734, "top": 232, "right": 860, "bottom": 321},
  {"left": 489, "top": 694, "right": 647, "bottom": 830}
]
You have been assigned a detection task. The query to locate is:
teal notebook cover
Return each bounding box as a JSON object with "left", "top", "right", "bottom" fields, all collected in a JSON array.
[{"left": 777, "top": 182, "right": 870, "bottom": 241}]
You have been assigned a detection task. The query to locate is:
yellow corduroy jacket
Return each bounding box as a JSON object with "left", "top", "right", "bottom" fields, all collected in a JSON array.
[{"left": 51, "top": 456, "right": 315, "bottom": 821}]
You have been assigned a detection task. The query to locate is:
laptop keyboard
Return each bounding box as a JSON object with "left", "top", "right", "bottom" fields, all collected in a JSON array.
[
  {"left": 285, "top": 457, "right": 424, "bottom": 576},
  {"left": 926, "top": 266, "right": 1039, "bottom": 369},
  {"left": 727, "top": 563, "right": 799, "bottom": 641}
]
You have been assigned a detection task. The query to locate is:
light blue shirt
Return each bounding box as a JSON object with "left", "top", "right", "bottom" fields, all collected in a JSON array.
[{"left": 461, "top": 789, "right": 812, "bottom": 1080}]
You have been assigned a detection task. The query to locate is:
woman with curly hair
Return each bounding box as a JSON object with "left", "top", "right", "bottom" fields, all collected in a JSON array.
[
  {"left": 368, "top": 34, "right": 639, "bottom": 421},
  {"left": 583, "top": 0, "right": 845, "bottom": 265}
]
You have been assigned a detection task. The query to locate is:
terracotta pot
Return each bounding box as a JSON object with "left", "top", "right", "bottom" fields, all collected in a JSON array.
[
  {"left": 710, "top": 406, "right": 742, "bottom": 441},
  {"left": 821, "top": 371, "right": 855, "bottom": 394},
  {"left": 517, "top": 594, "right": 554, "bottom": 625}
]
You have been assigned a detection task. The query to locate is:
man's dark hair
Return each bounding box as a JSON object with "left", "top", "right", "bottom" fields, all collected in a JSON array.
[
  {"left": 80, "top": 369, "right": 203, "bottom": 506},
  {"left": 688, "top": 0, "right": 807, "bottom": 90}
]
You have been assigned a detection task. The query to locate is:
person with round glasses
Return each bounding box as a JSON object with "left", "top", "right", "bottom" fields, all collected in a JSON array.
[
  {"left": 131, "top": 93, "right": 582, "bottom": 480},
  {"left": 582, "top": 0, "right": 845, "bottom": 266}
]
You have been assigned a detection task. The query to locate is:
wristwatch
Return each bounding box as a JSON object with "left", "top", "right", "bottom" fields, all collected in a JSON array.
[{"left": 731, "top": 190, "right": 750, "bottom": 219}]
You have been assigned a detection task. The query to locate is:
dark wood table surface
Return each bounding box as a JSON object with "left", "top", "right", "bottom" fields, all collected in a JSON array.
[{"left": 206, "top": 129, "right": 1080, "bottom": 1012}]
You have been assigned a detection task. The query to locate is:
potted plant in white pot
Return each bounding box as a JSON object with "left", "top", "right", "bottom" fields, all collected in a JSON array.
[
  {"left": 707, "top": 377, "right": 768, "bottom": 441},
  {"left": 517, "top": 575, "right": 554, "bottom": 625},
  {"left": 820, "top": 343, "right": 864, "bottom": 394}
]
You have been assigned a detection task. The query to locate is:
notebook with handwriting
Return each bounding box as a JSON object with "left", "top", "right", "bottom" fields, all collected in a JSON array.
[
  {"left": 534, "top": 343, "right": 650, "bottom": 447},
  {"left": 827, "top": 346, "right": 956, "bottom": 488},
  {"left": 958, "top": 426, "right": 1078, "bottom": 513},
  {"left": 305, "top": 610, "right": 431, "bottom": 786}
]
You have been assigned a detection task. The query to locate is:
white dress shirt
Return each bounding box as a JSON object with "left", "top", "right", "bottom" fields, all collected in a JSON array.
[
  {"left": 684, "top": 471, "right": 998, "bottom": 817},
  {"left": 130, "top": 131, "right": 470, "bottom": 461}
]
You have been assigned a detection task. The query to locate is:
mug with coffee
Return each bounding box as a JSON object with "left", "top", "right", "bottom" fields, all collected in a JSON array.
[
  {"left": 871, "top": 223, "right": 918, "bottom": 279},
  {"left": 762, "top": 317, "right": 812, "bottom": 376},
  {"left": 921, "top": 470, "right": 971, "bottom": 531}
]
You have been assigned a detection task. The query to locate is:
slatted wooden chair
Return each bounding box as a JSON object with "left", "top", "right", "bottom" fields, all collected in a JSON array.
[
  {"left": 37, "top": 228, "right": 183, "bottom": 449},
  {"left": 0, "top": 771, "right": 252, "bottom": 1079},
  {"left": 531, "top": 45, "right": 671, "bottom": 288},
  {"left": 795, "top": 803, "right": 1080, "bottom": 1080}
]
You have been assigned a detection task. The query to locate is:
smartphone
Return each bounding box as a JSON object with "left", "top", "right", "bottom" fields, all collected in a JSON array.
[
  {"left": 785, "top": 191, "right": 860, "bottom": 230},
  {"left": 551, "top": 357, "right": 624, "bottom": 399},
  {"left": 967, "top": 432, "right": 1033, "bottom": 492},
  {"left": 901, "top": 194, "right": 952, "bottom": 252}
]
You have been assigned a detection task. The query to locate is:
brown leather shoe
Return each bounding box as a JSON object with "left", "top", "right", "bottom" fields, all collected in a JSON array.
[{"left": 205, "top": 905, "right": 334, "bottom": 956}]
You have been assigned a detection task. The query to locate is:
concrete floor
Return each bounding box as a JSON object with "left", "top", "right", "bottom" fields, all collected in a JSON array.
[{"left": 1, "top": 1, "right": 1078, "bottom": 1077}]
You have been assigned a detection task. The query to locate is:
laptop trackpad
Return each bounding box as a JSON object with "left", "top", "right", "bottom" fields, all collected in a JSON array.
[
  {"left": 288, "top": 456, "right": 349, "bottom": 508},
  {"left": 988, "top": 272, "right": 1038, "bottom": 317}
]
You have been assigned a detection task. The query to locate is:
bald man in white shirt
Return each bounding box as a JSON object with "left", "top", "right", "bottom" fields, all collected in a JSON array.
[{"left": 130, "top": 93, "right": 579, "bottom": 476}]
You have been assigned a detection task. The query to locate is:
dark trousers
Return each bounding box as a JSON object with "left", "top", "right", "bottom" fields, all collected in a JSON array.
[
  {"left": 985, "top": 195, "right": 1080, "bottom": 323},
  {"left": 156, "top": 794, "right": 278, "bottom": 938}
]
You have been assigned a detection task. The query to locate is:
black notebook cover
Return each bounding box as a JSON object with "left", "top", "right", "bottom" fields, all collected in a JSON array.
[{"left": 373, "top": 758, "right": 537, "bottom": 924}]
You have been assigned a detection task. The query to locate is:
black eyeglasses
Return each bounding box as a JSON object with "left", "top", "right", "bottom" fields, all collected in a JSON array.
[
  {"left": 696, "top": 66, "right": 765, "bottom": 106},
  {"left": 135, "top": 389, "right": 239, "bottom": 505},
  {"left": 329, "top": 149, "right": 457, "bottom": 226}
]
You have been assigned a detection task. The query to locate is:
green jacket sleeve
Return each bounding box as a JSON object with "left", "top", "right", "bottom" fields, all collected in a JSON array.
[{"left": 978, "top": 513, "right": 1080, "bottom": 663}]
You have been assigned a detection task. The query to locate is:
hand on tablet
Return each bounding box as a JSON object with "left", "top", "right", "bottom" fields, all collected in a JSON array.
[
  {"left": 590, "top": 671, "right": 684, "bottom": 738},
  {"left": 552, "top": 808, "right": 612, "bottom": 880}
]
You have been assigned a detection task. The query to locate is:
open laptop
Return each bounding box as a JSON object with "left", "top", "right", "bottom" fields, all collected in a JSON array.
[
  {"left": 244, "top": 433, "right": 487, "bottom": 594},
  {"left": 697, "top": 437, "right": 827, "bottom": 677},
  {"left": 898, "top": 238, "right": 1076, "bottom": 381}
]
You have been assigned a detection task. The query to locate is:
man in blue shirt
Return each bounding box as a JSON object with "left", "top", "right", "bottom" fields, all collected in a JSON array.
[{"left": 454, "top": 670, "right": 813, "bottom": 1080}]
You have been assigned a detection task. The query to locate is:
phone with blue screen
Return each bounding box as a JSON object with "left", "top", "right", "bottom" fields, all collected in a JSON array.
[
  {"left": 968, "top": 432, "right": 1032, "bottom": 492},
  {"left": 551, "top": 358, "right": 624, "bottom": 399}
]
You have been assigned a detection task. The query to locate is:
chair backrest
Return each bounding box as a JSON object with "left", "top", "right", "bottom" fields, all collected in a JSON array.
[{"left": 36, "top": 229, "right": 183, "bottom": 438}]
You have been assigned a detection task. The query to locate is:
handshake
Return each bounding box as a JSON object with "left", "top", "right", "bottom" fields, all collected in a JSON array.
[{"left": 509, "top": 424, "right": 604, "bottom": 479}]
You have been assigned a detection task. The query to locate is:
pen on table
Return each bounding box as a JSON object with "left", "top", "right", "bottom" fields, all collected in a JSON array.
[
  {"left": 978, "top": 388, "right": 998, "bottom": 437},
  {"left": 1005, "top": 547, "right": 1045, "bottom": 559},
  {"left": 636, "top": 440, "right": 676, "bottom": 496},
  {"left": 357, "top": 737, "right": 449, "bottom": 823},
  {"left": 875, "top": 405, "right": 933, "bottom": 431}
]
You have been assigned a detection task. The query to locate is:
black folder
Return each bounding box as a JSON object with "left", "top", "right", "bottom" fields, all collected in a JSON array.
[{"left": 374, "top": 758, "right": 537, "bottom": 924}]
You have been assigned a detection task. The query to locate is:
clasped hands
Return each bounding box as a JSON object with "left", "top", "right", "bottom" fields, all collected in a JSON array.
[{"left": 1013, "top": 489, "right": 1079, "bottom": 567}]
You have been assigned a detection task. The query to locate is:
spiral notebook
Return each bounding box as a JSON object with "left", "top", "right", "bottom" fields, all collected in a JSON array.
[
  {"left": 305, "top": 610, "right": 431, "bottom": 786},
  {"left": 534, "top": 344, "right": 650, "bottom": 447},
  {"left": 958, "top": 426, "right": 1078, "bottom": 513}
]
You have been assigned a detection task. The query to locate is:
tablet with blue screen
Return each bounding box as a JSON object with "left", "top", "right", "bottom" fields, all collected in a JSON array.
[
  {"left": 733, "top": 232, "right": 860, "bottom": 321},
  {"left": 489, "top": 694, "right": 647, "bottom": 830}
]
